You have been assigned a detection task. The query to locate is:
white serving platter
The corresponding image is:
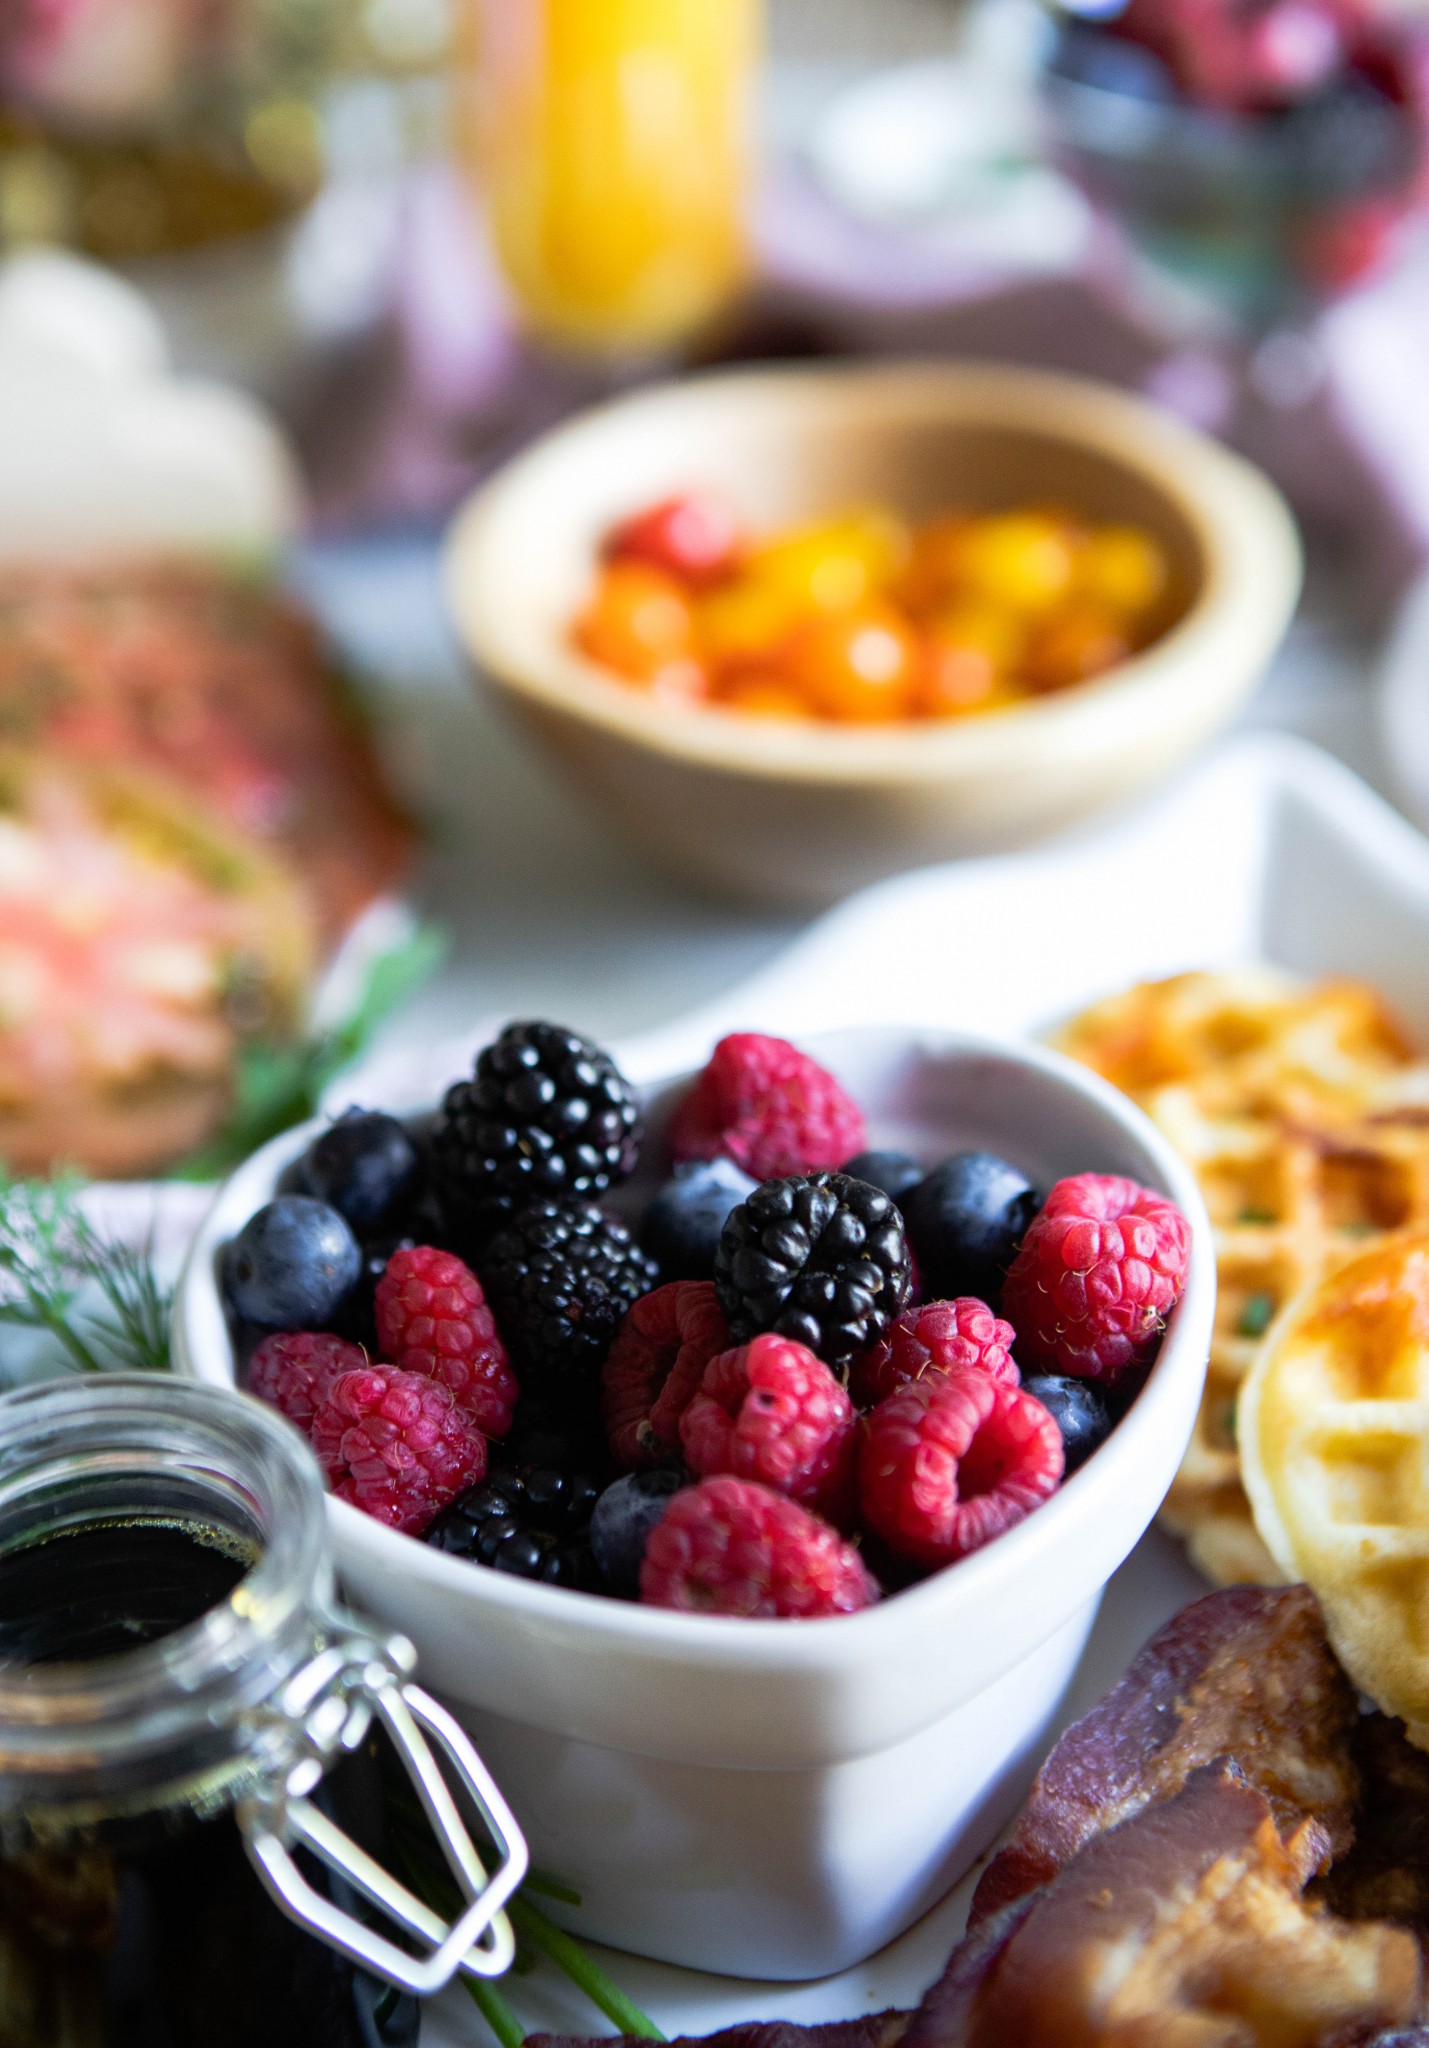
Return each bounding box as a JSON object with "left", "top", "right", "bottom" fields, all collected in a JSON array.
[{"left": 392, "top": 728, "right": 1429, "bottom": 2043}]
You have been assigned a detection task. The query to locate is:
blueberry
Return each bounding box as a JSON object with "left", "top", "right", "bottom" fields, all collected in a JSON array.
[
  {"left": 1023, "top": 1375, "right": 1113, "bottom": 1473},
  {"left": 589, "top": 1468, "right": 688, "bottom": 1597},
  {"left": 840, "top": 1149, "right": 923, "bottom": 1203},
  {"left": 224, "top": 1196, "right": 362, "bottom": 1330},
  {"left": 902, "top": 1151, "right": 1040, "bottom": 1305},
  {"left": 296, "top": 1110, "right": 421, "bottom": 1232},
  {"left": 639, "top": 1158, "right": 757, "bottom": 1282}
]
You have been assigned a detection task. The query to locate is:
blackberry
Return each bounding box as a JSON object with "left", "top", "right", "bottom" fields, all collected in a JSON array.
[
  {"left": 434, "top": 1022, "right": 641, "bottom": 1248},
  {"left": 479, "top": 1201, "right": 659, "bottom": 1384},
  {"left": 715, "top": 1172, "right": 911, "bottom": 1373},
  {"left": 424, "top": 1456, "right": 603, "bottom": 1589}
]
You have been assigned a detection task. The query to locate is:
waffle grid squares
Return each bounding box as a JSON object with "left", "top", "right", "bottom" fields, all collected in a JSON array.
[{"left": 1056, "top": 970, "right": 1429, "bottom": 1586}]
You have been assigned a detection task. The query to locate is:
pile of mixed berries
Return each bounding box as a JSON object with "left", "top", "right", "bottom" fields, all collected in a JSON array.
[{"left": 222, "top": 1025, "right": 1190, "bottom": 1621}]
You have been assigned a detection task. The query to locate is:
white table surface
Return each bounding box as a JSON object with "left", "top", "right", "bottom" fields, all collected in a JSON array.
[
  {"left": 293, "top": 534, "right": 1397, "bottom": 1065},
  {"left": 287, "top": 530, "right": 1408, "bottom": 2042}
]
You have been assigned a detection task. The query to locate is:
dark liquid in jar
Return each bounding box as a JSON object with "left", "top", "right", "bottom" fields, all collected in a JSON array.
[{"left": 0, "top": 1514, "right": 419, "bottom": 2048}]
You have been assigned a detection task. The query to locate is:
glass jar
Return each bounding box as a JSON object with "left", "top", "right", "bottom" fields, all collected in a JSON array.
[
  {"left": 0, "top": 1374, "right": 526, "bottom": 2047},
  {"left": 462, "top": 0, "right": 763, "bottom": 351},
  {"left": 0, "top": 0, "right": 338, "bottom": 262}
]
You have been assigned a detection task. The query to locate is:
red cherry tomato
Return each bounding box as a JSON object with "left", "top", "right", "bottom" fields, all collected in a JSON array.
[{"left": 605, "top": 493, "right": 743, "bottom": 587}]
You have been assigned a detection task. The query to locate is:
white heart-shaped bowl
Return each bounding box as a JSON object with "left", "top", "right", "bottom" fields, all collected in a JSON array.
[{"left": 175, "top": 1024, "right": 1213, "bottom": 1980}]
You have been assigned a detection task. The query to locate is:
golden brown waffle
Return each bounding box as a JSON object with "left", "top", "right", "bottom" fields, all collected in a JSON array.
[
  {"left": 1056, "top": 969, "right": 1429, "bottom": 1586},
  {"left": 1239, "top": 1231, "right": 1429, "bottom": 1745}
]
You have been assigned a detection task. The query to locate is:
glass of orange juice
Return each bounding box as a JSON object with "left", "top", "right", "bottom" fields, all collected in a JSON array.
[{"left": 461, "top": 0, "right": 762, "bottom": 352}]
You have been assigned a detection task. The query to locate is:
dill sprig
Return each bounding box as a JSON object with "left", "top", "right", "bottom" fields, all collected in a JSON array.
[{"left": 0, "top": 1174, "right": 173, "bottom": 1376}]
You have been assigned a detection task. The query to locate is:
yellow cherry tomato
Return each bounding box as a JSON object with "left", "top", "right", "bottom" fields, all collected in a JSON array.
[
  {"left": 949, "top": 512, "right": 1078, "bottom": 616},
  {"left": 783, "top": 606, "right": 918, "bottom": 723},
  {"left": 916, "top": 603, "right": 1026, "bottom": 717},
  {"left": 694, "top": 576, "right": 803, "bottom": 667},
  {"left": 745, "top": 510, "right": 910, "bottom": 615},
  {"left": 1076, "top": 525, "right": 1169, "bottom": 619},
  {"left": 1025, "top": 604, "right": 1132, "bottom": 693},
  {"left": 573, "top": 562, "right": 694, "bottom": 680}
]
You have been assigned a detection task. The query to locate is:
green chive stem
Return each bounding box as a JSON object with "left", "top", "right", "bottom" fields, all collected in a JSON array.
[
  {"left": 509, "top": 1895, "right": 665, "bottom": 2040},
  {"left": 464, "top": 1974, "right": 526, "bottom": 2048}
]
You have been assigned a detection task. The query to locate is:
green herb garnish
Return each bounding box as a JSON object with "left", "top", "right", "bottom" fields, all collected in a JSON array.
[
  {"left": 173, "top": 923, "right": 444, "bottom": 1181},
  {"left": 0, "top": 1174, "right": 172, "bottom": 1375},
  {"left": 1235, "top": 1292, "right": 1276, "bottom": 1339},
  {"left": 387, "top": 1782, "right": 664, "bottom": 2045}
]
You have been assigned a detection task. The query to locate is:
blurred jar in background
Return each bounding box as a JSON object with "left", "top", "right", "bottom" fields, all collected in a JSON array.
[
  {"left": 463, "top": 0, "right": 762, "bottom": 352},
  {"left": 0, "top": 0, "right": 334, "bottom": 261}
]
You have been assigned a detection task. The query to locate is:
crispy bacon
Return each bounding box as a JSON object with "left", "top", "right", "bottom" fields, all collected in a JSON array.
[
  {"left": 969, "top": 1584, "right": 1359, "bottom": 1925},
  {"left": 946, "top": 1764, "right": 1419, "bottom": 2048}
]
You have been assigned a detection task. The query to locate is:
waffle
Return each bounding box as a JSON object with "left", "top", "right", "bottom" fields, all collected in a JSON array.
[
  {"left": 1056, "top": 969, "right": 1429, "bottom": 1586},
  {"left": 1239, "top": 1231, "right": 1429, "bottom": 1746}
]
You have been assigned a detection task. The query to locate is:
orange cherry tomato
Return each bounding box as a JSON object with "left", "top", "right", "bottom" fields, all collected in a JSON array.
[
  {"left": 573, "top": 562, "right": 694, "bottom": 680},
  {"left": 895, "top": 514, "right": 974, "bottom": 618},
  {"left": 604, "top": 492, "right": 743, "bottom": 587},
  {"left": 694, "top": 576, "right": 803, "bottom": 669},
  {"left": 1025, "top": 604, "right": 1132, "bottom": 693},
  {"left": 915, "top": 603, "right": 1025, "bottom": 717},
  {"left": 1075, "top": 525, "right": 1169, "bottom": 620},
  {"left": 783, "top": 607, "right": 918, "bottom": 723}
]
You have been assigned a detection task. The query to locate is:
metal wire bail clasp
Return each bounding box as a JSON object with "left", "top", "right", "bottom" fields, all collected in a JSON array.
[{"left": 237, "top": 1622, "right": 528, "bottom": 1996}]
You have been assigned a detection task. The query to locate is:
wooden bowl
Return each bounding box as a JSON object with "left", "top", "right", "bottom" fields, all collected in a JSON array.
[{"left": 443, "top": 362, "right": 1301, "bottom": 906}]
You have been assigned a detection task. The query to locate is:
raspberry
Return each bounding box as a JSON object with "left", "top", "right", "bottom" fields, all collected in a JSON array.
[
  {"left": 375, "top": 1245, "right": 518, "bottom": 1439},
  {"left": 679, "top": 1333, "right": 857, "bottom": 1521},
  {"left": 850, "top": 1297, "right": 1019, "bottom": 1409},
  {"left": 859, "top": 1373, "right": 1064, "bottom": 1567},
  {"left": 1001, "top": 1173, "right": 1190, "bottom": 1382},
  {"left": 640, "top": 1476, "right": 878, "bottom": 1618},
  {"left": 601, "top": 1280, "right": 729, "bottom": 1470},
  {"left": 247, "top": 1330, "right": 366, "bottom": 1430},
  {"left": 668, "top": 1034, "right": 865, "bottom": 1183},
  {"left": 311, "top": 1365, "right": 488, "bottom": 1534}
]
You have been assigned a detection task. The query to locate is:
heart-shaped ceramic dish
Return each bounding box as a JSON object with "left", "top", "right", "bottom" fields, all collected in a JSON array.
[{"left": 174, "top": 1024, "right": 1213, "bottom": 1980}]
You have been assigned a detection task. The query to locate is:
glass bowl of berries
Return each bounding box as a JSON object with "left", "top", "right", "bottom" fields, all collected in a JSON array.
[
  {"left": 176, "top": 1019, "right": 1214, "bottom": 1979},
  {"left": 1042, "top": 0, "right": 1429, "bottom": 326},
  {"left": 443, "top": 361, "right": 1301, "bottom": 907}
]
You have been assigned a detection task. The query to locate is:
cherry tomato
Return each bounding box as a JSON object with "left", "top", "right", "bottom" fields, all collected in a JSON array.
[
  {"left": 950, "top": 513, "right": 1078, "bottom": 616},
  {"left": 1025, "top": 605, "right": 1132, "bottom": 693},
  {"left": 783, "top": 607, "right": 918, "bottom": 723},
  {"left": 916, "top": 604, "right": 1025, "bottom": 717},
  {"left": 572, "top": 563, "right": 694, "bottom": 680},
  {"left": 1075, "top": 526, "right": 1169, "bottom": 620},
  {"left": 747, "top": 511, "right": 910, "bottom": 615},
  {"left": 604, "top": 492, "right": 743, "bottom": 587},
  {"left": 895, "top": 515, "right": 975, "bottom": 618},
  {"left": 695, "top": 578, "right": 803, "bottom": 668}
]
